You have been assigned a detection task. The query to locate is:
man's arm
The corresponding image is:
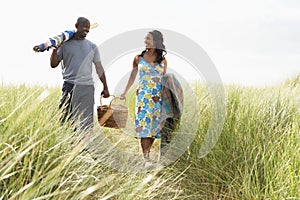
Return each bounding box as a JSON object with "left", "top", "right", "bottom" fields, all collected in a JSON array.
[
  {"left": 95, "top": 61, "right": 110, "bottom": 97},
  {"left": 50, "top": 49, "right": 60, "bottom": 68}
]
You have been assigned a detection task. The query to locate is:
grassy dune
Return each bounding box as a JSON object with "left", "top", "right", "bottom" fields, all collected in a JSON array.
[{"left": 0, "top": 76, "right": 299, "bottom": 199}]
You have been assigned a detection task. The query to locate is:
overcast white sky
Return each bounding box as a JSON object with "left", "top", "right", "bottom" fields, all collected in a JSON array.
[{"left": 1, "top": 0, "right": 299, "bottom": 90}]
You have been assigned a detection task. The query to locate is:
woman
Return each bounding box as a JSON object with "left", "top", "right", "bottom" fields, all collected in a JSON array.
[{"left": 120, "top": 30, "right": 167, "bottom": 163}]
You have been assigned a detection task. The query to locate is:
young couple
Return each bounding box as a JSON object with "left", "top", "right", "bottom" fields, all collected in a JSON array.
[{"left": 50, "top": 17, "right": 168, "bottom": 163}]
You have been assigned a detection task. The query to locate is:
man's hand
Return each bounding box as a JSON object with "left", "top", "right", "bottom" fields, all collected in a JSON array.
[{"left": 101, "top": 89, "right": 110, "bottom": 98}]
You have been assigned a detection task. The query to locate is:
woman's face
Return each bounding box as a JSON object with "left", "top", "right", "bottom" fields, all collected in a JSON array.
[{"left": 144, "top": 33, "right": 155, "bottom": 48}]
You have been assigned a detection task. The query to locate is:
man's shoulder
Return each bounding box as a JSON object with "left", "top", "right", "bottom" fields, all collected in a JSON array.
[
  {"left": 84, "top": 39, "right": 97, "bottom": 47},
  {"left": 63, "top": 39, "right": 96, "bottom": 46},
  {"left": 60, "top": 39, "right": 98, "bottom": 55}
]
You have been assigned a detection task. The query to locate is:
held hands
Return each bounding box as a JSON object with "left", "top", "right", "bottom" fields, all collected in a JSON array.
[{"left": 101, "top": 89, "right": 110, "bottom": 98}]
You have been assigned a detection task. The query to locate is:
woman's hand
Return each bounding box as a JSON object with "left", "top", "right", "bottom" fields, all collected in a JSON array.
[{"left": 120, "top": 93, "right": 126, "bottom": 100}]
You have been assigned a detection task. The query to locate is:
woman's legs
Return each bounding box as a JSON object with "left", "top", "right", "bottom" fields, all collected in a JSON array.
[{"left": 141, "top": 137, "right": 155, "bottom": 160}]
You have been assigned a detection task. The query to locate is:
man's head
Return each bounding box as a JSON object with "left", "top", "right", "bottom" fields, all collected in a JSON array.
[{"left": 75, "top": 17, "right": 90, "bottom": 39}]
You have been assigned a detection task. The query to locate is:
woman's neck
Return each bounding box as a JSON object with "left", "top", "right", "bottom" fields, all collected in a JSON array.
[{"left": 146, "top": 48, "right": 156, "bottom": 56}]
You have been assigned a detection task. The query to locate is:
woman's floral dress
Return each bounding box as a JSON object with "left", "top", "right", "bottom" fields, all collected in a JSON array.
[{"left": 135, "top": 56, "right": 164, "bottom": 138}]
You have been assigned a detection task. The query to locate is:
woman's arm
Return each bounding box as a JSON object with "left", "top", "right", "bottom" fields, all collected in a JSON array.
[
  {"left": 120, "top": 55, "right": 140, "bottom": 99},
  {"left": 163, "top": 58, "right": 167, "bottom": 75}
]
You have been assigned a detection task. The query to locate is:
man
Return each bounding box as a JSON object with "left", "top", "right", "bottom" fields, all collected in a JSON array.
[{"left": 50, "top": 17, "right": 109, "bottom": 133}]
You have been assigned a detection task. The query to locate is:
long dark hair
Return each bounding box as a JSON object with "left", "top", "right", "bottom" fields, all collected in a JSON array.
[{"left": 140, "top": 30, "right": 167, "bottom": 64}]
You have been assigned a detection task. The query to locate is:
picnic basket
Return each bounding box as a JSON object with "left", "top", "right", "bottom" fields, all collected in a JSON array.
[{"left": 97, "top": 95, "right": 128, "bottom": 128}]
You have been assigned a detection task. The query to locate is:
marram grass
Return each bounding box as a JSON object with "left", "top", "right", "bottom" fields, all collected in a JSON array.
[
  {"left": 0, "top": 76, "right": 299, "bottom": 199},
  {"left": 0, "top": 84, "right": 182, "bottom": 200}
]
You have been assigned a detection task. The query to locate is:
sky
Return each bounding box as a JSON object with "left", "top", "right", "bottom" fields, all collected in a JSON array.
[{"left": 1, "top": 0, "right": 300, "bottom": 92}]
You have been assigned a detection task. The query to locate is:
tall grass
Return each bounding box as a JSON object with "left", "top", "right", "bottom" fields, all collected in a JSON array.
[
  {"left": 0, "top": 84, "right": 182, "bottom": 199},
  {"left": 174, "top": 80, "right": 300, "bottom": 199},
  {"left": 0, "top": 75, "right": 299, "bottom": 199}
]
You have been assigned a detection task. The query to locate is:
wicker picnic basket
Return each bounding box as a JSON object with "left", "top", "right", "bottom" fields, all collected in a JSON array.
[{"left": 97, "top": 95, "right": 128, "bottom": 128}]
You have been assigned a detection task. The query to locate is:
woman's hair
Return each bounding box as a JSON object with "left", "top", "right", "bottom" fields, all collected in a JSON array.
[{"left": 140, "top": 30, "right": 167, "bottom": 63}]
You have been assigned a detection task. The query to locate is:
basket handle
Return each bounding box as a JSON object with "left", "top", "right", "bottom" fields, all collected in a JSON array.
[
  {"left": 100, "top": 95, "right": 115, "bottom": 107},
  {"left": 100, "top": 95, "right": 126, "bottom": 108}
]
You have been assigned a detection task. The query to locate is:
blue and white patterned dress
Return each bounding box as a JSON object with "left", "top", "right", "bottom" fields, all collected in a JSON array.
[{"left": 135, "top": 56, "right": 164, "bottom": 138}]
